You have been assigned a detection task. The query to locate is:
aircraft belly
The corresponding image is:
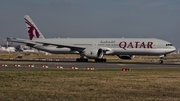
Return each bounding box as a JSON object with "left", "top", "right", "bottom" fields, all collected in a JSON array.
[{"left": 111, "top": 48, "right": 171, "bottom": 55}]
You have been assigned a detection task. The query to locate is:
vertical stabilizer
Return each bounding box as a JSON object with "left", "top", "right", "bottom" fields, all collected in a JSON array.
[{"left": 24, "top": 15, "right": 45, "bottom": 40}]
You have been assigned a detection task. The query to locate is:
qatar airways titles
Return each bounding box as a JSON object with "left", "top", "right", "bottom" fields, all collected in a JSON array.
[{"left": 119, "top": 41, "right": 153, "bottom": 50}]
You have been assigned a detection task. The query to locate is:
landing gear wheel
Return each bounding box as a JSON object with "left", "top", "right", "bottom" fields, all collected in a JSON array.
[
  {"left": 95, "top": 59, "right": 106, "bottom": 62},
  {"left": 76, "top": 58, "right": 80, "bottom": 62},
  {"left": 159, "top": 56, "right": 164, "bottom": 64},
  {"left": 76, "top": 58, "right": 88, "bottom": 62},
  {"left": 159, "top": 60, "right": 163, "bottom": 64},
  {"left": 103, "top": 59, "right": 107, "bottom": 62}
]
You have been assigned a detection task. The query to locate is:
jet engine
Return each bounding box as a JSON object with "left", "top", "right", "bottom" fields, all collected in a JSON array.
[
  {"left": 117, "top": 55, "right": 135, "bottom": 60},
  {"left": 84, "top": 48, "right": 104, "bottom": 59}
]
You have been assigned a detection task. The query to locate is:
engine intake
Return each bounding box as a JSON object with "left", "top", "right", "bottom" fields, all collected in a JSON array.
[{"left": 84, "top": 48, "right": 103, "bottom": 59}]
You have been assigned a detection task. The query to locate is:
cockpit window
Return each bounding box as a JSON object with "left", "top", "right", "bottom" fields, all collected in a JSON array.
[{"left": 166, "top": 44, "right": 172, "bottom": 46}]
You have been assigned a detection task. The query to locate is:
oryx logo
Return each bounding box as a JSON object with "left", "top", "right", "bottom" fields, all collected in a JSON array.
[{"left": 24, "top": 18, "right": 40, "bottom": 40}]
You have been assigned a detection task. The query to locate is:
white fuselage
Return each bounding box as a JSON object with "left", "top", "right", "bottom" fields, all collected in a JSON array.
[{"left": 31, "top": 38, "right": 176, "bottom": 56}]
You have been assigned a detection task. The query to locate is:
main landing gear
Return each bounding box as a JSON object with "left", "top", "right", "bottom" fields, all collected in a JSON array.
[
  {"left": 76, "top": 58, "right": 107, "bottom": 62},
  {"left": 76, "top": 54, "right": 88, "bottom": 62},
  {"left": 95, "top": 59, "right": 107, "bottom": 62},
  {"left": 76, "top": 58, "right": 88, "bottom": 62},
  {"left": 76, "top": 54, "right": 107, "bottom": 62}
]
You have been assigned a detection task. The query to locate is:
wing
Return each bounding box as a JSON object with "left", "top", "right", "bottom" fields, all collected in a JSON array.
[
  {"left": 7, "top": 37, "right": 85, "bottom": 51},
  {"left": 35, "top": 41, "right": 85, "bottom": 51},
  {"left": 34, "top": 41, "right": 112, "bottom": 54},
  {"left": 7, "top": 37, "right": 112, "bottom": 53},
  {"left": 7, "top": 37, "right": 36, "bottom": 47}
]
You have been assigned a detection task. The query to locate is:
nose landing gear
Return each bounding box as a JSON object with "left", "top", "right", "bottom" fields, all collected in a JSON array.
[
  {"left": 159, "top": 57, "right": 163, "bottom": 64},
  {"left": 159, "top": 55, "right": 165, "bottom": 64}
]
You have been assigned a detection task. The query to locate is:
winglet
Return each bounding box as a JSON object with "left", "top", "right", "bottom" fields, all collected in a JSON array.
[{"left": 24, "top": 15, "right": 45, "bottom": 40}]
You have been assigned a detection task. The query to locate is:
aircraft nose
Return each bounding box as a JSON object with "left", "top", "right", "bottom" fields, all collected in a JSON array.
[
  {"left": 172, "top": 46, "right": 176, "bottom": 52},
  {"left": 173, "top": 46, "right": 176, "bottom": 50}
]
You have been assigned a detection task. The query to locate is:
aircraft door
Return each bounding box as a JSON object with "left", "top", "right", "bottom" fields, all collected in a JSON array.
[
  {"left": 154, "top": 42, "right": 158, "bottom": 49},
  {"left": 93, "top": 42, "right": 97, "bottom": 47}
]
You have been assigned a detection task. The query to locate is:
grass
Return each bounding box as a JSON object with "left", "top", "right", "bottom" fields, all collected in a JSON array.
[{"left": 0, "top": 69, "right": 180, "bottom": 101}]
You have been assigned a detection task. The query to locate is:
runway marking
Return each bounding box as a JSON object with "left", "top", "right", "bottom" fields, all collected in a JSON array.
[
  {"left": 117, "top": 64, "right": 126, "bottom": 66},
  {"left": 106, "top": 64, "right": 126, "bottom": 66}
]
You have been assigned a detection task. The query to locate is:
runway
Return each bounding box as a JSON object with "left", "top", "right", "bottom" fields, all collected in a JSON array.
[{"left": 0, "top": 60, "right": 180, "bottom": 70}]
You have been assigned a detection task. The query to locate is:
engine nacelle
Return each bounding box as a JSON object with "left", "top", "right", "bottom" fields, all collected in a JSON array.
[
  {"left": 118, "top": 55, "right": 135, "bottom": 60},
  {"left": 84, "top": 48, "right": 104, "bottom": 59}
]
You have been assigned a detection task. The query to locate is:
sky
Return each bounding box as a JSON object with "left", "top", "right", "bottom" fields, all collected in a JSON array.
[{"left": 0, "top": 0, "right": 180, "bottom": 48}]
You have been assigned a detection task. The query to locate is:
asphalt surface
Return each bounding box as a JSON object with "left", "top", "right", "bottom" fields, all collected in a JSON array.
[{"left": 0, "top": 59, "right": 180, "bottom": 70}]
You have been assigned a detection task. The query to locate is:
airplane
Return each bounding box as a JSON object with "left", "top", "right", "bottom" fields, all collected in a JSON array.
[
  {"left": 0, "top": 46, "right": 16, "bottom": 52},
  {"left": 7, "top": 15, "right": 176, "bottom": 64}
]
